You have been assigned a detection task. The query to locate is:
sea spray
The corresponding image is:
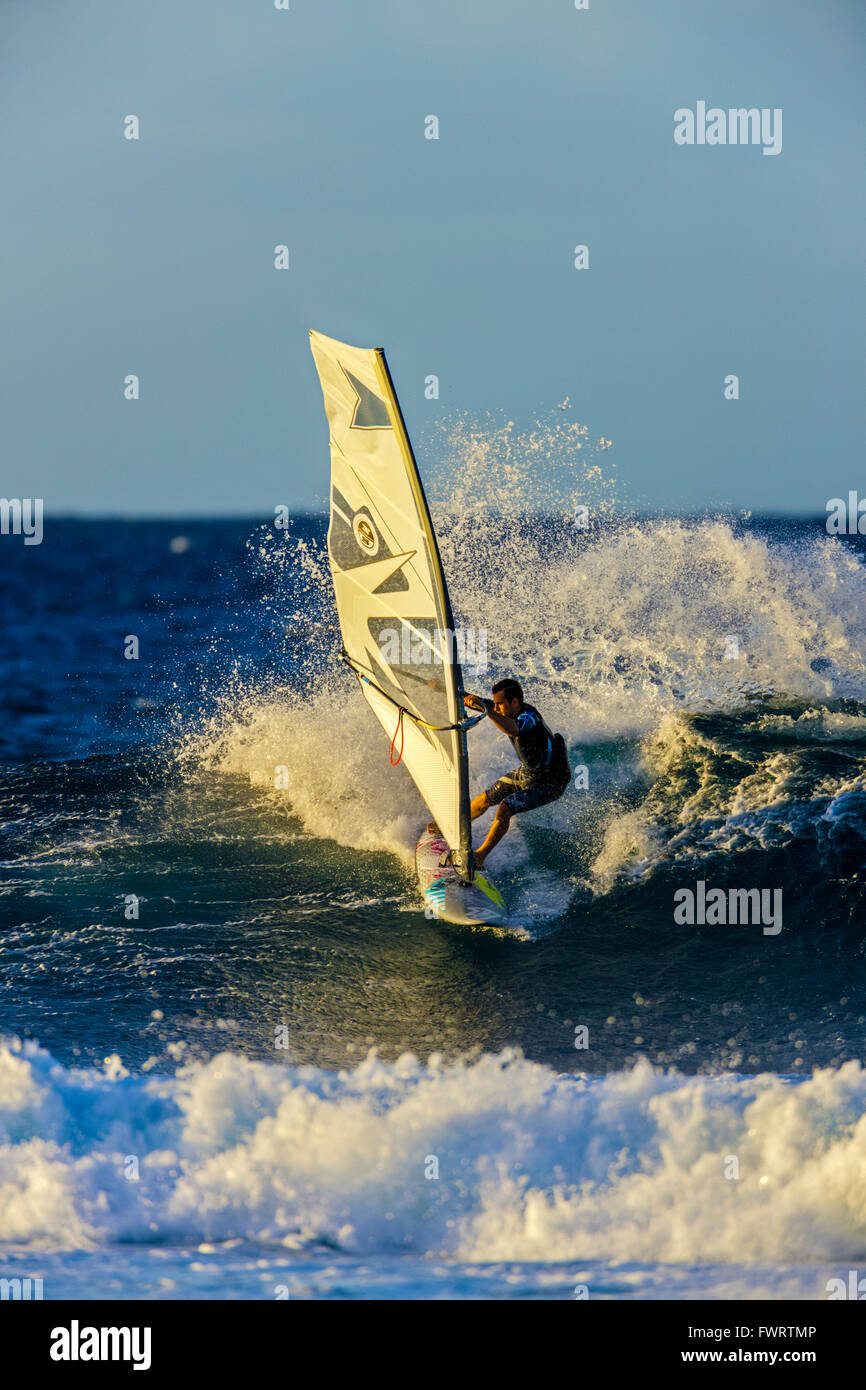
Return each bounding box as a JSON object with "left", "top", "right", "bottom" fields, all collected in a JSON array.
[{"left": 175, "top": 415, "right": 866, "bottom": 900}]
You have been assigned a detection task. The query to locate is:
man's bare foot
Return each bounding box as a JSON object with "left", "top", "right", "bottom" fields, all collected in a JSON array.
[{"left": 474, "top": 852, "right": 487, "bottom": 872}]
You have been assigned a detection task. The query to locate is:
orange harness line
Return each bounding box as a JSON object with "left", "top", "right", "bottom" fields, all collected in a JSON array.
[{"left": 390, "top": 707, "right": 405, "bottom": 765}]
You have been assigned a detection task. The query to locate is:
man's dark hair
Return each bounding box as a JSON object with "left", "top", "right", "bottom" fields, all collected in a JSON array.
[{"left": 492, "top": 678, "right": 523, "bottom": 705}]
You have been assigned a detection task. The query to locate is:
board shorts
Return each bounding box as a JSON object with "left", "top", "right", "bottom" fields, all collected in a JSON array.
[{"left": 484, "top": 769, "right": 569, "bottom": 814}]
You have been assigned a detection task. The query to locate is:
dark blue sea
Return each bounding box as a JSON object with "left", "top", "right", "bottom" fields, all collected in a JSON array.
[{"left": 2, "top": 511, "right": 866, "bottom": 1299}]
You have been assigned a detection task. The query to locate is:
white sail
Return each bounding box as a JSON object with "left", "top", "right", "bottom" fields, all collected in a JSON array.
[{"left": 309, "top": 330, "right": 473, "bottom": 875}]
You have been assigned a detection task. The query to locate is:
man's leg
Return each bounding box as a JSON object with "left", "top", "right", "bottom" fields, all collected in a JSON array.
[
  {"left": 474, "top": 802, "right": 512, "bottom": 869},
  {"left": 474, "top": 776, "right": 568, "bottom": 864},
  {"left": 429, "top": 791, "right": 492, "bottom": 835},
  {"left": 428, "top": 791, "right": 493, "bottom": 839}
]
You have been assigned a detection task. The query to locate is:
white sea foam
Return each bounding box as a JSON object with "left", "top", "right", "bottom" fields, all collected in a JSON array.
[{"left": 2, "top": 1038, "right": 866, "bottom": 1268}]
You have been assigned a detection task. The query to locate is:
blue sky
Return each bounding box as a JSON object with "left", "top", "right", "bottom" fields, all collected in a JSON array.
[{"left": 3, "top": 0, "right": 864, "bottom": 515}]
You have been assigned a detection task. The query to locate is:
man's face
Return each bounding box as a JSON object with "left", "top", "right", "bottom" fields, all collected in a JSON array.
[{"left": 493, "top": 693, "right": 521, "bottom": 719}]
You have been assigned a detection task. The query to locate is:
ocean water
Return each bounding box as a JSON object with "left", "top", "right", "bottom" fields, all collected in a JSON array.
[{"left": 2, "top": 475, "right": 866, "bottom": 1297}]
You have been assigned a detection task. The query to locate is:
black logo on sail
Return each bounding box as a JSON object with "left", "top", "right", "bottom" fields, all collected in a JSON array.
[{"left": 353, "top": 512, "right": 380, "bottom": 555}]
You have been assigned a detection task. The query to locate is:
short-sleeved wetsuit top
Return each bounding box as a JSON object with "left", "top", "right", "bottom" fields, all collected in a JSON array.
[
  {"left": 483, "top": 701, "right": 571, "bottom": 814},
  {"left": 510, "top": 704, "right": 556, "bottom": 781}
]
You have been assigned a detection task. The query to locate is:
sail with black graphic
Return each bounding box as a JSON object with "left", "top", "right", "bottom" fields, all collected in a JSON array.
[{"left": 309, "top": 330, "right": 506, "bottom": 925}]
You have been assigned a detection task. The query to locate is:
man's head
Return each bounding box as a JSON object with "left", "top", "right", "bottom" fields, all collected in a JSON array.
[{"left": 491, "top": 678, "right": 524, "bottom": 719}]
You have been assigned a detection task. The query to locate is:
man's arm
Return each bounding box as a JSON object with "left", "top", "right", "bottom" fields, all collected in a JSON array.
[{"left": 464, "top": 693, "right": 519, "bottom": 737}]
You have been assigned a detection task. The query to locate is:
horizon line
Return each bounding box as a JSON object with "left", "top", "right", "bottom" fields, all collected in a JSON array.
[{"left": 23, "top": 507, "right": 842, "bottom": 524}]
